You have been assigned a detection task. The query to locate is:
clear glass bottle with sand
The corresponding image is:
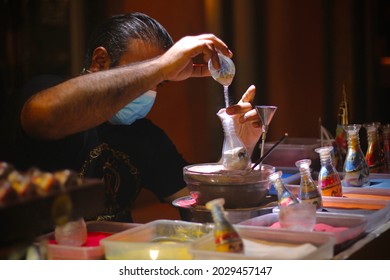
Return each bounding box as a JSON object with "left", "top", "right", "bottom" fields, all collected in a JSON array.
[
  {"left": 364, "top": 122, "right": 385, "bottom": 173},
  {"left": 315, "top": 146, "right": 343, "bottom": 196},
  {"left": 295, "top": 159, "right": 323, "bottom": 210},
  {"left": 342, "top": 124, "right": 370, "bottom": 187},
  {"left": 206, "top": 198, "right": 244, "bottom": 253},
  {"left": 217, "top": 110, "right": 251, "bottom": 170}
]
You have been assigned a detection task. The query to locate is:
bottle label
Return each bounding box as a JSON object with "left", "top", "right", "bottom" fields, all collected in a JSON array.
[
  {"left": 318, "top": 176, "right": 342, "bottom": 197},
  {"left": 215, "top": 232, "right": 244, "bottom": 253}
]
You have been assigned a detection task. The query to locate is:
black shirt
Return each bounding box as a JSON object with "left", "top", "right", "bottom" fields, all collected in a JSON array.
[{"left": 1, "top": 75, "right": 188, "bottom": 222}]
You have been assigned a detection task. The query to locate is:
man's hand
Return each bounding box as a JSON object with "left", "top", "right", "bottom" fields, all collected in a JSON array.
[{"left": 159, "top": 34, "right": 232, "bottom": 82}]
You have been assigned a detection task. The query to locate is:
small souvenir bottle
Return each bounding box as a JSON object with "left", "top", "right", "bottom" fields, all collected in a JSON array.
[
  {"left": 315, "top": 146, "right": 343, "bottom": 196},
  {"left": 382, "top": 124, "right": 390, "bottom": 172},
  {"left": 217, "top": 110, "right": 251, "bottom": 170},
  {"left": 342, "top": 124, "right": 370, "bottom": 187},
  {"left": 268, "top": 171, "right": 300, "bottom": 207},
  {"left": 364, "top": 123, "right": 385, "bottom": 173},
  {"left": 206, "top": 198, "right": 244, "bottom": 253},
  {"left": 295, "top": 159, "right": 323, "bottom": 210}
]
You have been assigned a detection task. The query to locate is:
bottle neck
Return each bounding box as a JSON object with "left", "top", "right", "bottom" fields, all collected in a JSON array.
[
  {"left": 300, "top": 171, "right": 315, "bottom": 186},
  {"left": 221, "top": 115, "right": 236, "bottom": 136},
  {"left": 367, "top": 129, "right": 379, "bottom": 147},
  {"left": 209, "top": 204, "right": 227, "bottom": 225},
  {"left": 347, "top": 131, "right": 362, "bottom": 151},
  {"left": 273, "top": 178, "right": 287, "bottom": 194},
  {"left": 299, "top": 167, "right": 311, "bottom": 178},
  {"left": 383, "top": 128, "right": 390, "bottom": 141},
  {"left": 319, "top": 153, "right": 333, "bottom": 166}
]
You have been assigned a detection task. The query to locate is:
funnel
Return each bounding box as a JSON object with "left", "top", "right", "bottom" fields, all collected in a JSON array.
[{"left": 255, "top": 106, "right": 277, "bottom": 157}]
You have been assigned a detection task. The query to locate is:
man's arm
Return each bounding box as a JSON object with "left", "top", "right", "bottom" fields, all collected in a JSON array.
[
  {"left": 21, "top": 34, "right": 232, "bottom": 140},
  {"left": 21, "top": 60, "right": 164, "bottom": 140}
]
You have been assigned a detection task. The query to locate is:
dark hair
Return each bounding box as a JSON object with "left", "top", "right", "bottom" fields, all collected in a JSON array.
[{"left": 83, "top": 12, "right": 174, "bottom": 69}]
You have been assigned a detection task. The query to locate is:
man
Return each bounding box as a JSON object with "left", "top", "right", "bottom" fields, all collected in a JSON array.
[{"left": 3, "top": 13, "right": 261, "bottom": 222}]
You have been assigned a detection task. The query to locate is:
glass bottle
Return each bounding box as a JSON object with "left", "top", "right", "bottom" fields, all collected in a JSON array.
[
  {"left": 315, "top": 146, "right": 343, "bottom": 196},
  {"left": 383, "top": 124, "right": 390, "bottom": 172},
  {"left": 364, "top": 122, "right": 385, "bottom": 173},
  {"left": 217, "top": 110, "right": 251, "bottom": 170},
  {"left": 268, "top": 171, "right": 299, "bottom": 207},
  {"left": 342, "top": 124, "right": 370, "bottom": 187},
  {"left": 205, "top": 198, "right": 244, "bottom": 253},
  {"left": 295, "top": 159, "right": 323, "bottom": 210},
  {"left": 208, "top": 53, "right": 235, "bottom": 107}
]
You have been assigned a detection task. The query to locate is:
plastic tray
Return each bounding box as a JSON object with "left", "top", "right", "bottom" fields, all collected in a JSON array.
[
  {"left": 101, "top": 219, "right": 213, "bottom": 260},
  {"left": 190, "top": 225, "right": 335, "bottom": 260},
  {"left": 272, "top": 197, "right": 390, "bottom": 232},
  {"left": 342, "top": 186, "right": 390, "bottom": 199},
  {"left": 238, "top": 212, "right": 367, "bottom": 245},
  {"left": 321, "top": 197, "right": 390, "bottom": 232},
  {"left": 35, "top": 221, "right": 139, "bottom": 260}
]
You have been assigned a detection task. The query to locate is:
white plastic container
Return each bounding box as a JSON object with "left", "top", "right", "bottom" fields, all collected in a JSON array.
[
  {"left": 36, "top": 221, "right": 139, "bottom": 260},
  {"left": 239, "top": 212, "right": 367, "bottom": 245},
  {"left": 101, "top": 219, "right": 213, "bottom": 260},
  {"left": 190, "top": 225, "right": 335, "bottom": 260},
  {"left": 283, "top": 186, "right": 390, "bottom": 232}
]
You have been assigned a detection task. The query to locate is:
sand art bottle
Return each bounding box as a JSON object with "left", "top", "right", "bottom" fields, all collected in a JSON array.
[
  {"left": 217, "top": 110, "right": 251, "bottom": 170},
  {"left": 364, "top": 123, "right": 385, "bottom": 173},
  {"left": 295, "top": 159, "right": 323, "bottom": 210},
  {"left": 342, "top": 124, "right": 370, "bottom": 187},
  {"left": 315, "top": 146, "right": 343, "bottom": 197},
  {"left": 268, "top": 171, "right": 299, "bottom": 207},
  {"left": 206, "top": 198, "right": 244, "bottom": 253}
]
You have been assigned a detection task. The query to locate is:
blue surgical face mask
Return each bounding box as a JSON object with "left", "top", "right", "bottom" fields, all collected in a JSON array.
[{"left": 109, "top": 90, "right": 157, "bottom": 125}]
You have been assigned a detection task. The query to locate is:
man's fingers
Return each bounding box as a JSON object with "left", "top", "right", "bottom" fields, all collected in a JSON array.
[
  {"left": 239, "top": 109, "right": 261, "bottom": 123},
  {"left": 192, "top": 64, "right": 210, "bottom": 77},
  {"left": 240, "top": 85, "right": 256, "bottom": 103},
  {"left": 226, "top": 103, "right": 252, "bottom": 115}
]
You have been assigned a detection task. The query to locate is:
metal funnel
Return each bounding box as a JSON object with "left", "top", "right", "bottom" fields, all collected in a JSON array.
[
  {"left": 255, "top": 106, "right": 278, "bottom": 157},
  {"left": 255, "top": 106, "right": 277, "bottom": 128}
]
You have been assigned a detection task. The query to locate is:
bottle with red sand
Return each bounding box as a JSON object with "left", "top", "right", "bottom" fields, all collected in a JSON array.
[{"left": 206, "top": 198, "right": 244, "bottom": 253}]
